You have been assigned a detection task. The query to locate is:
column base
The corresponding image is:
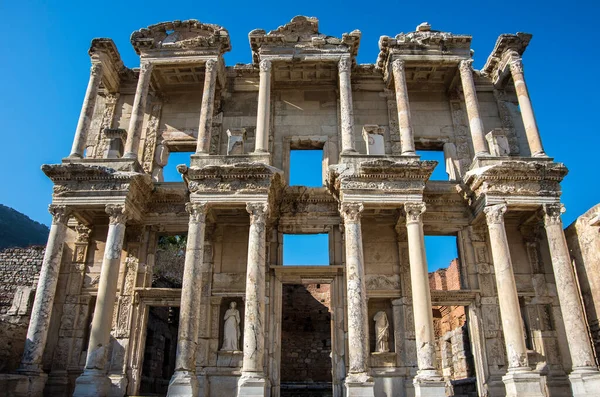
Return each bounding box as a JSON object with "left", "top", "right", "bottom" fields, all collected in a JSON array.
[
  {"left": 532, "top": 151, "right": 547, "bottom": 158},
  {"left": 3, "top": 371, "right": 47, "bottom": 397},
  {"left": 502, "top": 369, "right": 544, "bottom": 397},
  {"left": 413, "top": 370, "right": 445, "bottom": 397},
  {"left": 73, "top": 369, "right": 111, "bottom": 397},
  {"left": 345, "top": 373, "right": 375, "bottom": 397},
  {"left": 167, "top": 370, "right": 199, "bottom": 397},
  {"left": 569, "top": 368, "right": 600, "bottom": 397},
  {"left": 237, "top": 373, "right": 269, "bottom": 397}
]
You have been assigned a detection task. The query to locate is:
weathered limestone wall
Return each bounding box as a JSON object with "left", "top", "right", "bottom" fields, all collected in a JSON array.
[
  {"left": 409, "top": 92, "right": 454, "bottom": 143},
  {"left": 0, "top": 246, "right": 44, "bottom": 314},
  {"left": 221, "top": 91, "right": 259, "bottom": 154},
  {"left": 566, "top": 203, "right": 600, "bottom": 361},
  {"left": 362, "top": 220, "right": 398, "bottom": 276}
]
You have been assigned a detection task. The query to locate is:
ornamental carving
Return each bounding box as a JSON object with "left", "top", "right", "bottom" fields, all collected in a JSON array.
[
  {"left": 186, "top": 202, "right": 208, "bottom": 224},
  {"left": 338, "top": 56, "right": 351, "bottom": 73},
  {"left": 205, "top": 59, "right": 217, "bottom": 72},
  {"left": 404, "top": 202, "right": 426, "bottom": 224},
  {"left": 259, "top": 59, "right": 272, "bottom": 73},
  {"left": 458, "top": 59, "right": 473, "bottom": 75},
  {"left": 246, "top": 202, "right": 269, "bottom": 224},
  {"left": 509, "top": 58, "right": 524, "bottom": 75},
  {"left": 139, "top": 61, "right": 153, "bottom": 75},
  {"left": 340, "top": 202, "right": 364, "bottom": 223},
  {"left": 49, "top": 205, "right": 72, "bottom": 225},
  {"left": 543, "top": 203, "right": 565, "bottom": 226},
  {"left": 106, "top": 204, "right": 129, "bottom": 225},
  {"left": 75, "top": 224, "right": 91, "bottom": 243},
  {"left": 483, "top": 204, "right": 507, "bottom": 225}
]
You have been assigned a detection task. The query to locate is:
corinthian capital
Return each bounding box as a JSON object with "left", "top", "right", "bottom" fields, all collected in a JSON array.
[
  {"left": 105, "top": 204, "right": 129, "bottom": 225},
  {"left": 509, "top": 57, "right": 524, "bottom": 75},
  {"left": 259, "top": 59, "right": 272, "bottom": 73},
  {"left": 247, "top": 202, "right": 269, "bottom": 224},
  {"left": 205, "top": 59, "right": 217, "bottom": 72},
  {"left": 90, "top": 62, "right": 103, "bottom": 77},
  {"left": 338, "top": 56, "right": 351, "bottom": 73},
  {"left": 392, "top": 59, "right": 405, "bottom": 74},
  {"left": 404, "top": 202, "right": 426, "bottom": 225},
  {"left": 458, "top": 59, "right": 474, "bottom": 75},
  {"left": 139, "top": 61, "right": 153, "bottom": 74},
  {"left": 75, "top": 224, "right": 92, "bottom": 242},
  {"left": 49, "top": 205, "right": 72, "bottom": 225},
  {"left": 340, "top": 202, "right": 364, "bottom": 224},
  {"left": 484, "top": 203, "right": 507, "bottom": 225},
  {"left": 543, "top": 203, "right": 565, "bottom": 227},
  {"left": 186, "top": 202, "right": 208, "bottom": 224}
]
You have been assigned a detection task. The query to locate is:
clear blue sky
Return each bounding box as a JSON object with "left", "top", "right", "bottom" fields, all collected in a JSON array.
[{"left": 1, "top": 0, "right": 598, "bottom": 271}]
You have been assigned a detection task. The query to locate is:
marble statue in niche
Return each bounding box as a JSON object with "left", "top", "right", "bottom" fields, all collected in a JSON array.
[
  {"left": 374, "top": 311, "right": 390, "bottom": 352},
  {"left": 221, "top": 301, "right": 241, "bottom": 351}
]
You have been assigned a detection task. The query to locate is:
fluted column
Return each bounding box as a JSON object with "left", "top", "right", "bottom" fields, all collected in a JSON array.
[
  {"left": 254, "top": 59, "right": 271, "bottom": 153},
  {"left": 542, "top": 205, "right": 600, "bottom": 386},
  {"left": 338, "top": 56, "right": 356, "bottom": 154},
  {"left": 459, "top": 60, "right": 489, "bottom": 156},
  {"left": 74, "top": 205, "right": 129, "bottom": 397},
  {"left": 70, "top": 63, "right": 103, "bottom": 158},
  {"left": 404, "top": 203, "right": 441, "bottom": 381},
  {"left": 18, "top": 205, "right": 72, "bottom": 378},
  {"left": 238, "top": 202, "right": 270, "bottom": 394},
  {"left": 392, "top": 59, "right": 416, "bottom": 155},
  {"left": 196, "top": 59, "right": 218, "bottom": 154},
  {"left": 168, "top": 202, "right": 208, "bottom": 396},
  {"left": 508, "top": 54, "right": 545, "bottom": 157},
  {"left": 124, "top": 62, "right": 153, "bottom": 159}
]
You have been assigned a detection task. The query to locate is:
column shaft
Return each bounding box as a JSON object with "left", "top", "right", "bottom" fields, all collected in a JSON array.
[
  {"left": 19, "top": 205, "right": 71, "bottom": 373},
  {"left": 124, "top": 62, "right": 153, "bottom": 159},
  {"left": 340, "top": 202, "right": 369, "bottom": 376},
  {"left": 196, "top": 59, "right": 218, "bottom": 154},
  {"left": 338, "top": 57, "right": 355, "bottom": 154},
  {"left": 70, "top": 63, "right": 103, "bottom": 158},
  {"left": 241, "top": 202, "right": 269, "bottom": 374},
  {"left": 73, "top": 205, "right": 128, "bottom": 397},
  {"left": 543, "top": 204, "right": 597, "bottom": 370},
  {"left": 392, "top": 60, "right": 416, "bottom": 155},
  {"left": 254, "top": 59, "right": 271, "bottom": 153},
  {"left": 508, "top": 56, "right": 545, "bottom": 157},
  {"left": 459, "top": 60, "right": 489, "bottom": 156},
  {"left": 167, "top": 203, "right": 207, "bottom": 396},
  {"left": 404, "top": 202, "right": 440, "bottom": 378},
  {"left": 484, "top": 204, "right": 529, "bottom": 370}
]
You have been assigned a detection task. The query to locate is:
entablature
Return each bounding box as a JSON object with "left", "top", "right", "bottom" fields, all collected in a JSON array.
[{"left": 481, "top": 32, "right": 532, "bottom": 86}]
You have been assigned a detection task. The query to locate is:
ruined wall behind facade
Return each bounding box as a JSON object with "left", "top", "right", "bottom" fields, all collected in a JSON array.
[{"left": 0, "top": 246, "right": 44, "bottom": 314}]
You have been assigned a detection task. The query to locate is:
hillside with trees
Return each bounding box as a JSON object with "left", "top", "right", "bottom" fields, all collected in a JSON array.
[{"left": 0, "top": 205, "right": 49, "bottom": 250}]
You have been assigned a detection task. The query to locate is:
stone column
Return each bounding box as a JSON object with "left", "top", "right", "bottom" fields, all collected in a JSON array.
[
  {"left": 340, "top": 202, "right": 374, "bottom": 396},
  {"left": 69, "top": 63, "right": 103, "bottom": 158},
  {"left": 254, "top": 59, "right": 271, "bottom": 153},
  {"left": 338, "top": 56, "right": 356, "bottom": 154},
  {"left": 18, "top": 205, "right": 71, "bottom": 389},
  {"left": 484, "top": 204, "right": 543, "bottom": 397},
  {"left": 403, "top": 202, "right": 445, "bottom": 397},
  {"left": 168, "top": 202, "right": 208, "bottom": 396},
  {"left": 542, "top": 204, "right": 600, "bottom": 395},
  {"left": 196, "top": 59, "right": 218, "bottom": 154},
  {"left": 238, "top": 202, "right": 270, "bottom": 396},
  {"left": 392, "top": 59, "right": 416, "bottom": 156},
  {"left": 508, "top": 55, "right": 545, "bottom": 157},
  {"left": 73, "top": 204, "right": 129, "bottom": 397},
  {"left": 458, "top": 60, "right": 489, "bottom": 156},
  {"left": 124, "top": 62, "right": 153, "bottom": 159}
]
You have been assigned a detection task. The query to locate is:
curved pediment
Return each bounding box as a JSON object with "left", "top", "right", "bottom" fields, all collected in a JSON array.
[{"left": 131, "top": 19, "right": 231, "bottom": 56}]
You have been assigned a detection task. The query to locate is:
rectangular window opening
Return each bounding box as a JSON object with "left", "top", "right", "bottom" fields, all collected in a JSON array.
[
  {"left": 161, "top": 151, "right": 193, "bottom": 182},
  {"left": 289, "top": 149, "right": 324, "bottom": 187},
  {"left": 283, "top": 234, "right": 329, "bottom": 266},
  {"left": 425, "top": 235, "right": 461, "bottom": 290},
  {"left": 417, "top": 150, "right": 449, "bottom": 181}
]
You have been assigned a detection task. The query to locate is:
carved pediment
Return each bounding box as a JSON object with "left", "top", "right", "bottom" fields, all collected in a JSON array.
[
  {"left": 481, "top": 32, "right": 532, "bottom": 84},
  {"left": 131, "top": 20, "right": 231, "bottom": 55},
  {"left": 249, "top": 16, "right": 361, "bottom": 64}
]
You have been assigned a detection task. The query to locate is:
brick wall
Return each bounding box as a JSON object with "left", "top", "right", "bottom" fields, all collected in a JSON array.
[
  {"left": 281, "top": 284, "right": 332, "bottom": 383},
  {"left": 0, "top": 246, "right": 44, "bottom": 314}
]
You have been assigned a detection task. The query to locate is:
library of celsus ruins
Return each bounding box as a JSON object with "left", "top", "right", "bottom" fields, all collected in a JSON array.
[{"left": 5, "top": 15, "right": 600, "bottom": 397}]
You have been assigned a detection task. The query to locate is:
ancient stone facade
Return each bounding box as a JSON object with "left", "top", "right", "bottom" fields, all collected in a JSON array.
[{"left": 4, "top": 16, "right": 600, "bottom": 397}]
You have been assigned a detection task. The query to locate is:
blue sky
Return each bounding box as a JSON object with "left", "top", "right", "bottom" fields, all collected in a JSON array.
[{"left": 1, "top": 0, "right": 598, "bottom": 271}]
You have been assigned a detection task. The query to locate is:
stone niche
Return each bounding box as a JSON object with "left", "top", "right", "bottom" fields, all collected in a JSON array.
[
  {"left": 368, "top": 299, "right": 396, "bottom": 368},
  {"left": 216, "top": 297, "right": 244, "bottom": 367}
]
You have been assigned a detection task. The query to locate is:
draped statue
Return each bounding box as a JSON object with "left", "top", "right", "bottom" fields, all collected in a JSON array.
[
  {"left": 374, "top": 311, "right": 390, "bottom": 353},
  {"left": 221, "top": 301, "right": 241, "bottom": 351}
]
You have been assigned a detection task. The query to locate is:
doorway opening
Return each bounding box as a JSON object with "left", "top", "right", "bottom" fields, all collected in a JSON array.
[
  {"left": 139, "top": 306, "right": 179, "bottom": 396},
  {"left": 280, "top": 283, "right": 333, "bottom": 397}
]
